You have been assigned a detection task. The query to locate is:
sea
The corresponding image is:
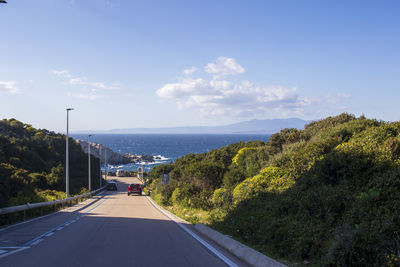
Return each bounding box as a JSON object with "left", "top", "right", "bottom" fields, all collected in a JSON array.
[{"left": 71, "top": 134, "right": 270, "bottom": 172}]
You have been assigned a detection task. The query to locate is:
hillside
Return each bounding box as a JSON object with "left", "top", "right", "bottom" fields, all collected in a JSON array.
[
  {"left": 76, "top": 139, "right": 156, "bottom": 165},
  {"left": 0, "top": 119, "right": 101, "bottom": 210},
  {"left": 76, "top": 140, "right": 131, "bottom": 165},
  {"left": 148, "top": 113, "right": 400, "bottom": 265}
]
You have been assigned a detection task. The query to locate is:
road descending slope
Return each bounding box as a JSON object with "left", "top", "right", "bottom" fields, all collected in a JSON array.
[{"left": 0, "top": 178, "right": 247, "bottom": 267}]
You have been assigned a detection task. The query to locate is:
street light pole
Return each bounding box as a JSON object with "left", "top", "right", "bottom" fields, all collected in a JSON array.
[
  {"left": 66, "top": 108, "right": 74, "bottom": 198},
  {"left": 99, "top": 147, "right": 102, "bottom": 188},
  {"left": 105, "top": 148, "right": 107, "bottom": 181},
  {"left": 88, "top": 134, "right": 92, "bottom": 191}
]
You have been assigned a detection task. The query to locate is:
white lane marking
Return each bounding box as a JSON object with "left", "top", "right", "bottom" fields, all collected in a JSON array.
[
  {"left": 84, "top": 198, "right": 107, "bottom": 214},
  {"left": 0, "top": 189, "right": 107, "bottom": 233},
  {"left": 21, "top": 198, "right": 108, "bottom": 248},
  {"left": 0, "top": 190, "right": 107, "bottom": 232},
  {"left": 0, "top": 211, "right": 59, "bottom": 233},
  {"left": 0, "top": 249, "right": 7, "bottom": 254},
  {"left": 0, "top": 247, "right": 29, "bottom": 259},
  {"left": 31, "top": 239, "right": 43, "bottom": 246},
  {"left": 145, "top": 195, "right": 238, "bottom": 267},
  {"left": 45, "top": 232, "right": 54, "bottom": 237},
  {"left": 0, "top": 192, "right": 110, "bottom": 260}
]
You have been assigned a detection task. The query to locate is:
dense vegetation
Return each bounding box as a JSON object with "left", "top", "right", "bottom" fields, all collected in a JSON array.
[
  {"left": 149, "top": 114, "right": 400, "bottom": 265},
  {"left": 0, "top": 118, "right": 101, "bottom": 209}
]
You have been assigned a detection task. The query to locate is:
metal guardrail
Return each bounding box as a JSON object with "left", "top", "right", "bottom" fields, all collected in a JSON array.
[{"left": 0, "top": 185, "right": 107, "bottom": 216}]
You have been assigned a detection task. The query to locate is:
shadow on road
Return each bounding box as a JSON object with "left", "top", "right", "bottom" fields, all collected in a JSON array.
[{"left": 0, "top": 215, "right": 236, "bottom": 267}]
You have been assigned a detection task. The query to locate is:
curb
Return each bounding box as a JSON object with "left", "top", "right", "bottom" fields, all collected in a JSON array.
[
  {"left": 144, "top": 195, "right": 239, "bottom": 267},
  {"left": 195, "top": 223, "right": 286, "bottom": 267}
]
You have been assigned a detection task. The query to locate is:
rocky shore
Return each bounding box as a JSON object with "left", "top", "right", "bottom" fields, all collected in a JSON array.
[{"left": 76, "top": 140, "right": 154, "bottom": 165}]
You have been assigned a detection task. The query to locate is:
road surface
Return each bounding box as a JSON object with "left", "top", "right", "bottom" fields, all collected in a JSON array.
[{"left": 0, "top": 177, "right": 247, "bottom": 267}]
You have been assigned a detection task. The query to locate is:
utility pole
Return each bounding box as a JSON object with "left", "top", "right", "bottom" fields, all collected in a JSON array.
[
  {"left": 88, "top": 134, "right": 92, "bottom": 191},
  {"left": 66, "top": 108, "right": 74, "bottom": 198}
]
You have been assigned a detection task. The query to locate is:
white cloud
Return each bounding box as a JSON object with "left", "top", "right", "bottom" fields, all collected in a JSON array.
[
  {"left": 205, "top": 57, "right": 245, "bottom": 76},
  {"left": 68, "top": 77, "right": 119, "bottom": 91},
  {"left": 157, "top": 78, "right": 216, "bottom": 99},
  {"left": 157, "top": 57, "right": 349, "bottom": 118},
  {"left": 49, "top": 69, "right": 68, "bottom": 76},
  {"left": 0, "top": 81, "right": 19, "bottom": 94},
  {"left": 69, "top": 93, "right": 100, "bottom": 100},
  {"left": 183, "top": 67, "right": 198, "bottom": 75},
  {"left": 157, "top": 76, "right": 303, "bottom": 117},
  {"left": 49, "top": 69, "right": 72, "bottom": 78},
  {"left": 50, "top": 69, "right": 120, "bottom": 97}
]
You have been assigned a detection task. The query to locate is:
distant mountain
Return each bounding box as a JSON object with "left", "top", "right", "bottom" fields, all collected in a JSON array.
[{"left": 78, "top": 118, "right": 311, "bottom": 134}]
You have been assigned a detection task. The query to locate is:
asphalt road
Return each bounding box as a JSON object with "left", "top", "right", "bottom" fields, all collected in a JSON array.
[{"left": 0, "top": 178, "right": 246, "bottom": 267}]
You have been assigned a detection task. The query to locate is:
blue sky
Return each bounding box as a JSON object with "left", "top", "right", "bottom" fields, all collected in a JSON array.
[{"left": 1, "top": 0, "right": 399, "bottom": 132}]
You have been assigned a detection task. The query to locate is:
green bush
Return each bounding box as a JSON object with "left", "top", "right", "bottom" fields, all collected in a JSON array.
[
  {"left": 232, "top": 167, "right": 287, "bottom": 205},
  {"left": 211, "top": 188, "right": 231, "bottom": 208},
  {"left": 36, "top": 189, "right": 65, "bottom": 201},
  {"left": 147, "top": 113, "right": 400, "bottom": 265},
  {"left": 171, "top": 184, "right": 195, "bottom": 207},
  {"left": 0, "top": 118, "right": 101, "bottom": 208},
  {"left": 222, "top": 166, "right": 246, "bottom": 188}
]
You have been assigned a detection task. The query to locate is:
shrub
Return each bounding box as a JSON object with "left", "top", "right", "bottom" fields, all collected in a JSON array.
[
  {"left": 212, "top": 188, "right": 231, "bottom": 207},
  {"left": 147, "top": 114, "right": 400, "bottom": 265},
  {"left": 171, "top": 186, "right": 192, "bottom": 206},
  {"left": 232, "top": 147, "right": 257, "bottom": 166},
  {"left": 222, "top": 166, "right": 246, "bottom": 188},
  {"left": 232, "top": 167, "right": 287, "bottom": 205}
]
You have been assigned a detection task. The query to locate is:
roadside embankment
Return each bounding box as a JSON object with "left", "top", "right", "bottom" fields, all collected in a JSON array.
[{"left": 146, "top": 193, "right": 286, "bottom": 267}]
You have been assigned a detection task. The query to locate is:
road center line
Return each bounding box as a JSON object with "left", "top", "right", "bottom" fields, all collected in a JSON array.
[
  {"left": 0, "top": 247, "right": 29, "bottom": 259},
  {"left": 0, "top": 191, "right": 109, "bottom": 260},
  {"left": 22, "top": 198, "right": 108, "bottom": 247},
  {"left": 0, "top": 190, "right": 107, "bottom": 234},
  {"left": 31, "top": 239, "right": 43, "bottom": 246}
]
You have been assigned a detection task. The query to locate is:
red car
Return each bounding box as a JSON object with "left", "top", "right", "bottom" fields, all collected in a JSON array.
[{"left": 128, "top": 183, "right": 142, "bottom": 196}]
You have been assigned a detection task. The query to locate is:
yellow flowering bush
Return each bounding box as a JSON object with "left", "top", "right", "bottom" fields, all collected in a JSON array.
[{"left": 232, "top": 166, "right": 288, "bottom": 205}]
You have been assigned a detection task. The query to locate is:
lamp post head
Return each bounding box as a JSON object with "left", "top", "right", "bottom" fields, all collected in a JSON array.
[{"left": 66, "top": 108, "right": 74, "bottom": 111}]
